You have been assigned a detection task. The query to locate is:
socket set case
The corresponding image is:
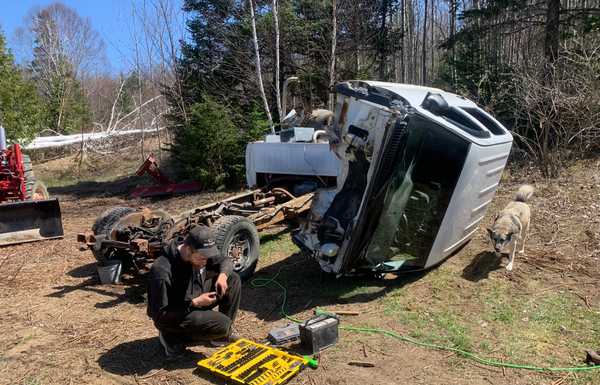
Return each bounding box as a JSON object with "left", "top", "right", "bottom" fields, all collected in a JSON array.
[{"left": 197, "top": 338, "right": 306, "bottom": 385}]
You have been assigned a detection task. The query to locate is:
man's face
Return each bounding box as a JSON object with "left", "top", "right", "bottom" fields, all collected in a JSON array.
[{"left": 183, "top": 245, "right": 209, "bottom": 268}]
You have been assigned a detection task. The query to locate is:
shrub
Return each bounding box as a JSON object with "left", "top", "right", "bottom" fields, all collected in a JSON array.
[
  {"left": 171, "top": 98, "right": 244, "bottom": 189},
  {"left": 507, "top": 36, "right": 600, "bottom": 176}
]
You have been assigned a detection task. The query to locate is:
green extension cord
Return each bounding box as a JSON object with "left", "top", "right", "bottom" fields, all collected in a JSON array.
[{"left": 250, "top": 274, "right": 600, "bottom": 373}]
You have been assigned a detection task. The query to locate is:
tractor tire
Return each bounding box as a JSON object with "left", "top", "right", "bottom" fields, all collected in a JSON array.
[
  {"left": 212, "top": 215, "right": 260, "bottom": 281},
  {"left": 23, "top": 155, "right": 49, "bottom": 200},
  {"left": 91, "top": 207, "right": 136, "bottom": 262}
]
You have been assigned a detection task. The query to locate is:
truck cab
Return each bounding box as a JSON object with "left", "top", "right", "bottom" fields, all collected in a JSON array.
[{"left": 292, "top": 81, "right": 513, "bottom": 275}]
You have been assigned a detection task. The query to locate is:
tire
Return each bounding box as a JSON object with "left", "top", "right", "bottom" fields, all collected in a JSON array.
[
  {"left": 91, "top": 207, "right": 136, "bottom": 262},
  {"left": 212, "top": 215, "right": 260, "bottom": 281},
  {"left": 92, "top": 207, "right": 137, "bottom": 235},
  {"left": 22, "top": 155, "right": 49, "bottom": 200}
]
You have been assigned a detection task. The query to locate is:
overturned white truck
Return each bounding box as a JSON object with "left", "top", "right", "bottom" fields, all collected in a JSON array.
[{"left": 249, "top": 81, "right": 513, "bottom": 274}]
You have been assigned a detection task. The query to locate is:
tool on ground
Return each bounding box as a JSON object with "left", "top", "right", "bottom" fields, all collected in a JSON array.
[
  {"left": 268, "top": 323, "right": 300, "bottom": 345},
  {"left": 302, "top": 356, "right": 318, "bottom": 369},
  {"left": 0, "top": 126, "right": 63, "bottom": 246},
  {"left": 130, "top": 153, "right": 202, "bottom": 198},
  {"left": 299, "top": 314, "right": 339, "bottom": 354},
  {"left": 197, "top": 338, "right": 307, "bottom": 385}
]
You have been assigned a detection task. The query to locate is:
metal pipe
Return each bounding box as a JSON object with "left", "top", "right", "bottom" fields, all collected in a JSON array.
[
  {"left": 0, "top": 125, "right": 6, "bottom": 151},
  {"left": 281, "top": 76, "right": 299, "bottom": 118}
]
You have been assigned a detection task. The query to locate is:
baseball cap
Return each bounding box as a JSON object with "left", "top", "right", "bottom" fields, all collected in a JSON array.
[{"left": 184, "top": 225, "right": 220, "bottom": 260}]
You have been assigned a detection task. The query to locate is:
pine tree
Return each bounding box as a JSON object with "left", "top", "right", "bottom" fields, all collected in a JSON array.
[{"left": 0, "top": 31, "right": 44, "bottom": 142}]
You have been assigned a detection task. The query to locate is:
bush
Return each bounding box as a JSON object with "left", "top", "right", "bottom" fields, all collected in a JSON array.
[
  {"left": 171, "top": 98, "right": 244, "bottom": 189},
  {"left": 508, "top": 36, "right": 600, "bottom": 176}
]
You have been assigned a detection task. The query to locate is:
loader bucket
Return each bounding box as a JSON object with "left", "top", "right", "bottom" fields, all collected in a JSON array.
[{"left": 0, "top": 199, "right": 64, "bottom": 246}]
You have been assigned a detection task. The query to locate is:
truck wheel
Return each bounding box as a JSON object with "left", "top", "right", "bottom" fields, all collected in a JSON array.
[
  {"left": 212, "top": 215, "right": 260, "bottom": 281},
  {"left": 91, "top": 207, "right": 136, "bottom": 262}
]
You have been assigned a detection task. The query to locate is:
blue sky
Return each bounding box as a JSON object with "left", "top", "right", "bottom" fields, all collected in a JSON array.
[{"left": 0, "top": 0, "right": 186, "bottom": 73}]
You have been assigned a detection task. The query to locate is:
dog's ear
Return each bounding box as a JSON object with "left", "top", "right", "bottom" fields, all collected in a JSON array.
[{"left": 486, "top": 228, "right": 494, "bottom": 238}]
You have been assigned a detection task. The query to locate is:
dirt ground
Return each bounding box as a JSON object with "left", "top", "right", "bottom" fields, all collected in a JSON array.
[{"left": 1, "top": 153, "right": 599, "bottom": 385}]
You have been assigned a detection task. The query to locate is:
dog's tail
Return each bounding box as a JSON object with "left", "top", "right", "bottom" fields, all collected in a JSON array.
[{"left": 514, "top": 184, "right": 534, "bottom": 202}]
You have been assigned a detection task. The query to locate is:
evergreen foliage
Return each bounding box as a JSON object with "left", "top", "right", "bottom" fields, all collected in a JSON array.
[
  {"left": 170, "top": 97, "right": 268, "bottom": 189},
  {"left": 0, "top": 31, "right": 44, "bottom": 142}
]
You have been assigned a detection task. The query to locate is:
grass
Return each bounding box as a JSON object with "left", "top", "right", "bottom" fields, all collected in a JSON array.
[
  {"left": 252, "top": 214, "right": 600, "bottom": 382},
  {"left": 378, "top": 262, "right": 600, "bottom": 374},
  {"left": 259, "top": 231, "right": 298, "bottom": 262},
  {"left": 23, "top": 378, "right": 42, "bottom": 385}
]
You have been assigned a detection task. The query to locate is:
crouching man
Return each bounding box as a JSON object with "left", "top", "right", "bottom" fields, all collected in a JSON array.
[{"left": 147, "top": 225, "right": 241, "bottom": 358}]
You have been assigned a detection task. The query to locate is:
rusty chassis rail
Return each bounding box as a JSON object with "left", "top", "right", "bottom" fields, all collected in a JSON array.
[{"left": 78, "top": 188, "right": 313, "bottom": 267}]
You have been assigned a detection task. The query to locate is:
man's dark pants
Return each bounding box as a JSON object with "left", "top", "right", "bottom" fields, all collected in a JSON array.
[{"left": 154, "top": 272, "right": 241, "bottom": 344}]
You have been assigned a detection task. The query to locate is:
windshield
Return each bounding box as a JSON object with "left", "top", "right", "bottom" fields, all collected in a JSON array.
[{"left": 365, "top": 114, "right": 469, "bottom": 269}]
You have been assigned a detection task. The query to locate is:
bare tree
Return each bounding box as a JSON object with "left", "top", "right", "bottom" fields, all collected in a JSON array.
[
  {"left": 249, "top": 0, "right": 274, "bottom": 132},
  {"left": 130, "top": 0, "right": 187, "bottom": 122},
  {"left": 24, "top": 3, "right": 107, "bottom": 133},
  {"left": 25, "top": 3, "right": 106, "bottom": 79},
  {"left": 422, "top": 0, "right": 428, "bottom": 84},
  {"left": 328, "top": 0, "right": 338, "bottom": 111},
  {"left": 544, "top": 0, "right": 561, "bottom": 64},
  {"left": 272, "top": 0, "right": 283, "bottom": 124},
  {"left": 449, "top": 0, "right": 457, "bottom": 88}
]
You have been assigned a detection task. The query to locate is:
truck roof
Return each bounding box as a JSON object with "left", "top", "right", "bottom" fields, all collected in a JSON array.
[{"left": 344, "top": 80, "right": 513, "bottom": 146}]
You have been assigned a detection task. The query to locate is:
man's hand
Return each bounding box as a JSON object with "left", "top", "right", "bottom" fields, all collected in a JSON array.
[
  {"left": 215, "top": 273, "right": 228, "bottom": 298},
  {"left": 191, "top": 292, "right": 217, "bottom": 308}
]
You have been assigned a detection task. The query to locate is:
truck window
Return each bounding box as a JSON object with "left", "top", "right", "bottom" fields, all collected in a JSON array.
[{"left": 365, "top": 114, "right": 469, "bottom": 268}]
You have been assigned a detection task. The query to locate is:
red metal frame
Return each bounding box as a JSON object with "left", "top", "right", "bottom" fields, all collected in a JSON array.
[
  {"left": 130, "top": 154, "right": 202, "bottom": 198},
  {"left": 0, "top": 143, "right": 27, "bottom": 202},
  {"left": 134, "top": 154, "right": 173, "bottom": 185}
]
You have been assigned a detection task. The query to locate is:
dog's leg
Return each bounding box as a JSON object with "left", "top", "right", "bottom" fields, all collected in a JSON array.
[
  {"left": 506, "top": 240, "right": 517, "bottom": 271},
  {"left": 519, "top": 222, "right": 529, "bottom": 254}
]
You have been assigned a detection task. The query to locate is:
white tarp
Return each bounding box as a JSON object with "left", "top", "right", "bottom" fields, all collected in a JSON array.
[{"left": 25, "top": 129, "right": 161, "bottom": 150}]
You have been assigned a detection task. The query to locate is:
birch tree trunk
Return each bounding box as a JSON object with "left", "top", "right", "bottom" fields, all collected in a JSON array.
[
  {"left": 400, "top": 0, "right": 405, "bottom": 83},
  {"left": 272, "top": 0, "right": 282, "bottom": 124},
  {"left": 328, "top": 0, "right": 337, "bottom": 111},
  {"left": 422, "top": 0, "right": 428, "bottom": 85},
  {"left": 249, "top": 0, "right": 274, "bottom": 132}
]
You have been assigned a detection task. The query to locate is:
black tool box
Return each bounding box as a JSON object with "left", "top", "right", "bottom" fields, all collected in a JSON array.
[{"left": 299, "top": 314, "right": 339, "bottom": 353}]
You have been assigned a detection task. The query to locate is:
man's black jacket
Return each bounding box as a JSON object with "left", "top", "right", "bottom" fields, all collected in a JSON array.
[{"left": 146, "top": 238, "right": 233, "bottom": 323}]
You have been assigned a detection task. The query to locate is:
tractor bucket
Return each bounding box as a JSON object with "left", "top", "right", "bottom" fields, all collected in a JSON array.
[{"left": 0, "top": 199, "right": 64, "bottom": 246}]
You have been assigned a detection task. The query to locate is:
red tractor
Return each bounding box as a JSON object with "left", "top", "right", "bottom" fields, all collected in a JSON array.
[{"left": 0, "top": 126, "right": 63, "bottom": 246}]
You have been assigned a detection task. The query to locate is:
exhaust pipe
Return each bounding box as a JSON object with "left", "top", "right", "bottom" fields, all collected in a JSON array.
[
  {"left": 0, "top": 125, "right": 6, "bottom": 151},
  {"left": 282, "top": 76, "right": 299, "bottom": 118}
]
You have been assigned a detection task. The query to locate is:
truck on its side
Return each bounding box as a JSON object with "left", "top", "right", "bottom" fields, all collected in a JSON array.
[{"left": 79, "top": 81, "right": 512, "bottom": 280}]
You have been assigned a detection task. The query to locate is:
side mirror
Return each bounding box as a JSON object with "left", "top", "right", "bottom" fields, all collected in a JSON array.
[{"left": 421, "top": 93, "right": 449, "bottom": 115}]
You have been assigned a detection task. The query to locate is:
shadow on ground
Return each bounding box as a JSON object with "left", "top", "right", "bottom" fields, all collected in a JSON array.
[
  {"left": 241, "top": 252, "right": 429, "bottom": 321},
  {"left": 98, "top": 337, "right": 206, "bottom": 376},
  {"left": 67, "top": 262, "right": 97, "bottom": 278},
  {"left": 48, "top": 175, "right": 145, "bottom": 198},
  {"left": 47, "top": 267, "right": 147, "bottom": 308},
  {"left": 461, "top": 251, "right": 503, "bottom": 282}
]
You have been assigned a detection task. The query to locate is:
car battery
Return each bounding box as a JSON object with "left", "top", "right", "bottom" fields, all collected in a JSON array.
[{"left": 299, "top": 314, "right": 339, "bottom": 353}]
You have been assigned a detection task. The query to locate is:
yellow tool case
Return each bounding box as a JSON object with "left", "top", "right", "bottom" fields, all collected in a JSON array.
[{"left": 197, "top": 338, "right": 306, "bottom": 385}]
